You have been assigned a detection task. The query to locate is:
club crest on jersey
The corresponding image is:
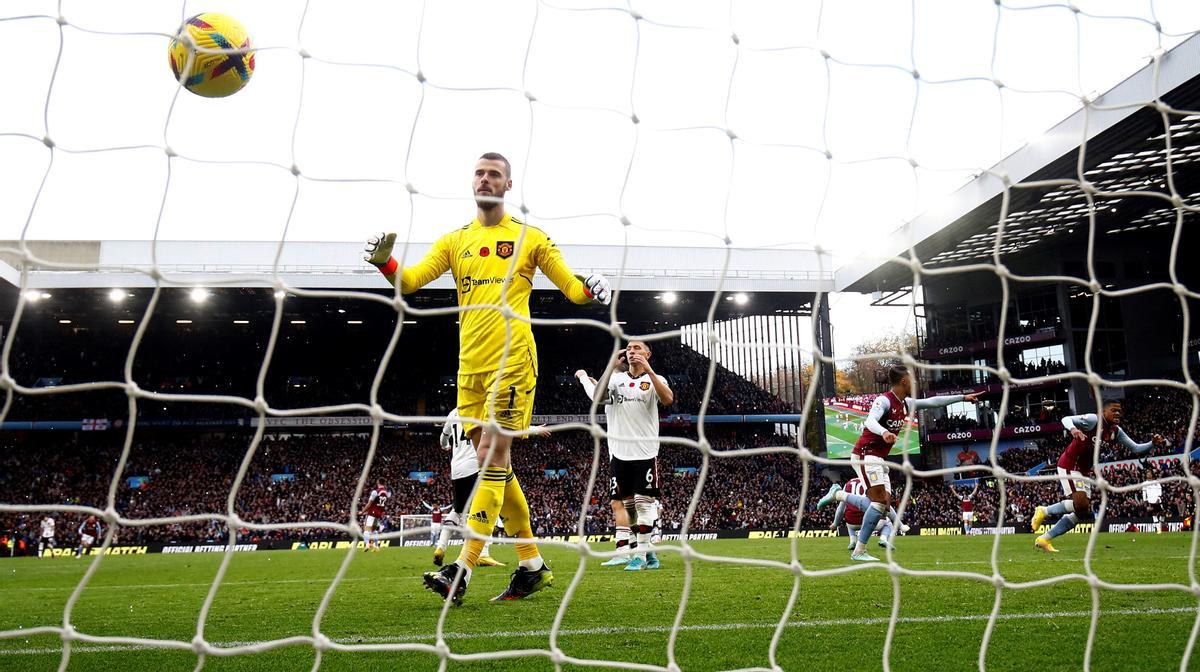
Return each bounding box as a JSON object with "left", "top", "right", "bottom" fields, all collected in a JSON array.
[
  {"left": 496, "top": 241, "right": 514, "bottom": 259},
  {"left": 639, "top": 381, "right": 651, "bottom": 391}
]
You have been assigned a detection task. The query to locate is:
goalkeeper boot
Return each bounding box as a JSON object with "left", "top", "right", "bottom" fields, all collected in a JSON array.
[
  {"left": 423, "top": 563, "right": 468, "bottom": 606},
  {"left": 601, "top": 555, "right": 629, "bottom": 567},
  {"left": 432, "top": 546, "right": 445, "bottom": 566},
  {"left": 491, "top": 563, "right": 554, "bottom": 602},
  {"left": 850, "top": 552, "right": 880, "bottom": 562},
  {"left": 645, "top": 552, "right": 661, "bottom": 570},
  {"left": 1034, "top": 537, "right": 1059, "bottom": 554},
  {"left": 624, "top": 556, "right": 647, "bottom": 571},
  {"left": 817, "top": 483, "right": 841, "bottom": 510},
  {"left": 1030, "top": 506, "right": 1048, "bottom": 533},
  {"left": 476, "top": 555, "right": 506, "bottom": 567}
]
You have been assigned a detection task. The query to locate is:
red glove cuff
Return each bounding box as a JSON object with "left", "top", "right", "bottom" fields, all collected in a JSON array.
[
  {"left": 582, "top": 283, "right": 593, "bottom": 299},
  {"left": 373, "top": 256, "right": 398, "bottom": 276}
]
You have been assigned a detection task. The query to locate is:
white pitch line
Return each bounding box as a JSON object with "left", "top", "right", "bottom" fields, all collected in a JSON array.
[{"left": 1, "top": 606, "right": 1196, "bottom": 655}]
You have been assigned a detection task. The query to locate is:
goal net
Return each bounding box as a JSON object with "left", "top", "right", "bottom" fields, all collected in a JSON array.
[{"left": 1, "top": 1, "right": 1199, "bottom": 671}]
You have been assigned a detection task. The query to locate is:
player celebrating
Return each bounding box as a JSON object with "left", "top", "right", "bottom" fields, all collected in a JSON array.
[
  {"left": 366, "top": 152, "right": 611, "bottom": 604},
  {"left": 818, "top": 365, "right": 977, "bottom": 562},
  {"left": 958, "top": 481, "right": 980, "bottom": 536},
  {"left": 75, "top": 515, "right": 103, "bottom": 558},
  {"left": 433, "top": 409, "right": 504, "bottom": 568},
  {"left": 1030, "top": 400, "right": 1163, "bottom": 552},
  {"left": 362, "top": 481, "right": 390, "bottom": 552},
  {"left": 576, "top": 340, "right": 673, "bottom": 571},
  {"left": 421, "top": 501, "right": 454, "bottom": 547},
  {"left": 38, "top": 515, "right": 55, "bottom": 559}
]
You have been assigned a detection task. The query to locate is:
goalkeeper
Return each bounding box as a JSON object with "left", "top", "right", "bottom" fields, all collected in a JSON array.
[{"left": 364, "top": 152, "right": 611, "bottom": 604}]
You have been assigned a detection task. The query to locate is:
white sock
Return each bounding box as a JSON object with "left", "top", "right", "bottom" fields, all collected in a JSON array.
[
  {"left": 519, "top": 555, "right": 544, "bottom": 571},
  {"left": 635, "top": 495, "right": 655, "bottom": 561},
  {"left": 615, "top": 526, "right": 631, "bottom": 558},
  {"left": 481, "top": 541, "right": 492, "bottom": 558}
]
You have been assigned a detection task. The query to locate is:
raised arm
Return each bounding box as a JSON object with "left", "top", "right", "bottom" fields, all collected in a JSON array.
[
  {"left": 535, "top": 235, "right": 611, "bottom": 305},
  {"left": 364, "top": 232, "right": 452, "bottom": 294},
  {"left": 1115, "top": 427, "right": 1162, "bottom": 455},
  {"left": 909, "top": 393, "right": 972, "bottom": 410},
  {"left": 575, "top": 370, "right": 611, "bottom": 405}
]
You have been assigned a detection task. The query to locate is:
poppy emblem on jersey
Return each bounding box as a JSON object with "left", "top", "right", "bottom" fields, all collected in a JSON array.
[
  {"left": 640, "top": 381, "right": 651, "bottom": 391},
  {"left": 480, "top": 247, "right": 490, "bottom": 257},
  {"left": 496, "top": 241, "right": 515, "bottom": 259},
  {"left": 629, "top": 382, "right": 636, "bottom": 387}
]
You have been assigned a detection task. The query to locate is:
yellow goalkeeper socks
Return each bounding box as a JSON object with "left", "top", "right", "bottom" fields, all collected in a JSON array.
[
  {"left": 500, "top": 468, "right": 543, "bottom": 569},
  {"left": 457, "top": 467, "right": 506, "bottom": 569}
]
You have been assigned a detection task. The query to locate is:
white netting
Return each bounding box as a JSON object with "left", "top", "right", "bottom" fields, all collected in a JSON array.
[{"left": 1, "top": 1, "right": 1199, "bottom": 671}]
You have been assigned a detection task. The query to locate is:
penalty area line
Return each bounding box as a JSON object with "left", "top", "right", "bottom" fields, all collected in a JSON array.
[{"left": 1, "top": 606, "right": 1196, "bottom": 655}]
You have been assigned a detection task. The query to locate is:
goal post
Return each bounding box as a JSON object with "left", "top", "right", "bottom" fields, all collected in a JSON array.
[{"left": 398, "top": 514, "right": 434, "bottom": 548}]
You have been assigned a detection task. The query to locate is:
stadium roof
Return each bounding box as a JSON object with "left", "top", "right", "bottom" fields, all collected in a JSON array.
[
  {"left": 837, "top": 31, "right": 1200, "bottom": 294},
  {"left": 0, "top": 240, "right": 834, "bottom": 294}
]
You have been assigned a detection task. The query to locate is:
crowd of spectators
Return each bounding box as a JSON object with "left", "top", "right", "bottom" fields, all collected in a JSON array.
[
  {"left": 4, "top": 384, "right": 1198, "bottom": 554},
  {"left": 0, "top": 427, "right": 832, "bottom": 552}
]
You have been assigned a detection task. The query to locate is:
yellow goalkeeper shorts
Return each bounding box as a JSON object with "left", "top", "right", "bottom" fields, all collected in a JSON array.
[{"left": 457, "top": 349, "right": 537, "bottom": 433}]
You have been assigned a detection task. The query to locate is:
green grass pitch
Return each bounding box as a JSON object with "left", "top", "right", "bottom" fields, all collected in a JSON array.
[
  {"left": 2, "top": 535, "right": 1198, "bottom": 671},
  {"left": 824, "top": 405, "right": 920, "bottom": 458}
]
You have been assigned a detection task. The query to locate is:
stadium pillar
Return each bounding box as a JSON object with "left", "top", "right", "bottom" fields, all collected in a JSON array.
[
  {"left": 1055, "top": 283, "right": 1089, "bottom": 411},
  {"left": 814, "top": 295, "right": 836, "bottom": 400}
]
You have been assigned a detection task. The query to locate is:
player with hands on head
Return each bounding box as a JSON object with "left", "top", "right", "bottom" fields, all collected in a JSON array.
[
  {"left": 576, "top": 341, "right": 673, "bottom": 570},
  {"left": 366, "top": 153, "right": 611, "bottom": 604}
]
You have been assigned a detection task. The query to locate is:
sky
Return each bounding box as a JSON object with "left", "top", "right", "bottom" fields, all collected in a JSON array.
[{"left": 0, "top": 0, "right": 1197, "bottom": 355}]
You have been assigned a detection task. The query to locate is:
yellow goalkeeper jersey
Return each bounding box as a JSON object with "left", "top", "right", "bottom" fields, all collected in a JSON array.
[{"left": 400, "top": 214, "right": 591, "bottom": 375}]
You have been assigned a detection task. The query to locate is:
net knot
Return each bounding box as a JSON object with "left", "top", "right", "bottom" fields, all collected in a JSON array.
[
  {"left": 313, "top": 633, "right": 332, "bottom": 651},
  {"left": 190, "top": 635, "right": 208, "bottom": 655},
  {"left": 253, "top": 396, "right": 269, "bottom": 414},
  {"left": 164, "top": 146, "right": 177, "bottom": 158},
  {"left": 290, "top": 164, "right": 301, "bottom": 177},
  {"left": 42, "top": 136, "right": 54, "bottom": 149},
  {"left": 102, "top": 506, "right": 119, "bottom": 525},
  {"left": 60, "top": 623, "right": 76, "bottom": 642},
  {"left": 550, "top": 649, "right": 566, "bottom": 665}
]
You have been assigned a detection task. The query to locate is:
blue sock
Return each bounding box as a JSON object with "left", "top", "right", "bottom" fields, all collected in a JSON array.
[
  {"left": 880, "top": 521, "right": 894, "bottom": 539},
  {"left": 1046, "top": 501, "right": 1071, "bottom": 516},
  {"left": 844, "top": 493, "right": 872, "bottom": 511},
  {"left": 858, "top": 505, "right": 883, "bottom": 545},
  {"left": 1043, "top": 513, "right": 1077, "bottom": 540}
]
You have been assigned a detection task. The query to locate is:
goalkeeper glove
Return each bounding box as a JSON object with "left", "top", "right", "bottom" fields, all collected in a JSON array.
[
  {"left": 582, "top": 273, "right": 611, "bottom": 305},
  {"left": 363, "top": 232, "right": 398, "bottom": 275}
]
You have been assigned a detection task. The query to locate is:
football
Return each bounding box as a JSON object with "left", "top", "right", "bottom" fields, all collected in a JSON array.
[{"left": 167, "top": 12, "right": 255, "bottom": 98}]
